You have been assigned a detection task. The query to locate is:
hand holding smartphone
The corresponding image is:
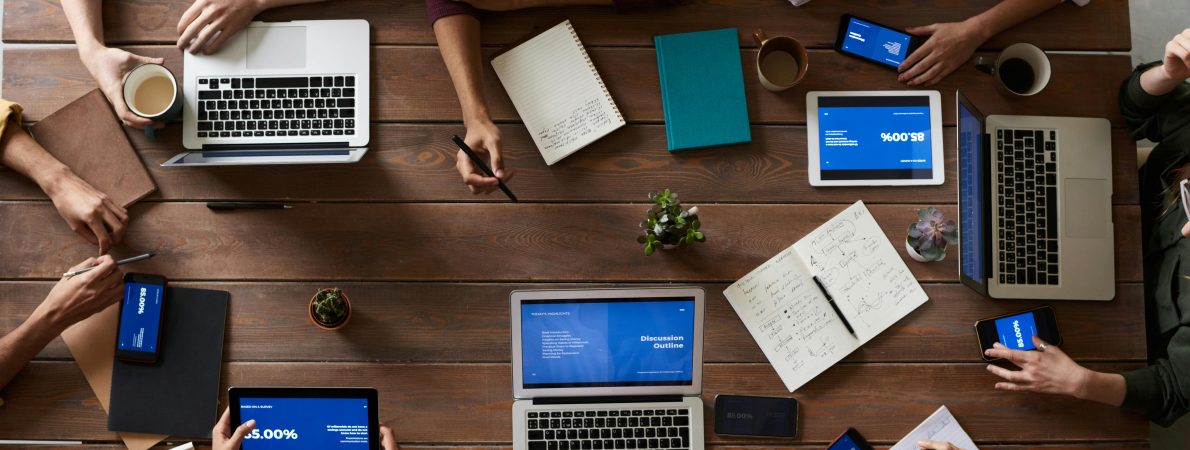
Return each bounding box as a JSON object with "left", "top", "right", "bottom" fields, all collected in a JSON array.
[
  {"left": 975, "top": 305, "right": 1061, "bottom": 361},
  {"left": 834, "top": 14, "right": 923, "bottom": 70},
  {"left": 115, "top": 273, "right": 167, "bottom": 363}
]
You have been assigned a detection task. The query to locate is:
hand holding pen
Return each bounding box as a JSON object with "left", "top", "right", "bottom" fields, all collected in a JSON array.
[{"left": 453, "top": 133, "right": 517, "bottom": 201}]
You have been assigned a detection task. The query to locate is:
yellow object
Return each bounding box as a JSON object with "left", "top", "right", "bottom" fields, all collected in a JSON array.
[{"left": 0, "top": 99, "right": 23, "bottom": 138}]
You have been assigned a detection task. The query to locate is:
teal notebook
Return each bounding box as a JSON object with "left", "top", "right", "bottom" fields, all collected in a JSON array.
[{"left": 654, "top": 28, "right": 752, "bottom": 152}]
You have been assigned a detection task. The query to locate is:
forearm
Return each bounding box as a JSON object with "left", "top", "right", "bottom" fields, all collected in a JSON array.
[
  {"left": 1139, "top": 64, "right": 1186, "bottom": 97},
  {"left": 1075, "top": 370, "right": 1127, "bottom": 407},
  {"left": 0, "top": 312, "right": 62, "bottom": 391},
  {"left": 60, "top": 0, "right": 107, "bottom": 54},
  {"left": 964, "top": 0, "right": 1063, "bottom": 43},
  {"left": 433, "top": 14, "right": 492, "bottom": 126},
  {"left": 258, "top": 0, "right": 333, "bottom": 10},
  {"left": 0, "top": 119, "right": 75, "bottom": 197}
]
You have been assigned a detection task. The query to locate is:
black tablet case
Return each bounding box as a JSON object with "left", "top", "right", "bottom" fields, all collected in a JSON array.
[{"left": 108, "top": 287, "right": 229, "bottom": 438}]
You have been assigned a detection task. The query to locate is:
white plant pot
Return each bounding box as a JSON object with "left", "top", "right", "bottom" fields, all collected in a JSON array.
[{"left": 905, "top": 239, "right": 944, "bottom": 263}]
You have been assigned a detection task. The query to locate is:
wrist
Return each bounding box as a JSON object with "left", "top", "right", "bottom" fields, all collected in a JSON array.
[
  {"left": 35, "top": 163, "right": 76, "bottom": 199},
  {"left": 961, "top": 16, "right": 995, "bottom": 43},
  {"left": 462, "top": 109, "right": 493, "bottom": 128},
  {"left": 26, "top": 305, "right": 68, "bottom": 340},
  {"left": 76, "top": 40, "right": 106, "bottom": 62}
]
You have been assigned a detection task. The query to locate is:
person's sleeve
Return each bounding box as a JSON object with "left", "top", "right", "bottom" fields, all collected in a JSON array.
[
  {"left": 0, "top": 99, "right": 24, "bottom": 141},
  {"left": 1121, "top": 326, "right": 1190, "bottom": 427},
  {"left": 426, "top": 0, "right": 479, "bottom": 25},
  {"left": 611, "top": 0, "right": 686, "bottom": 12},
  {"left": 1119, "top": 61, "right": 1185, "bottom": 141},
  {"left": 1067, "top": 0, "right": 1090, "bottom": 6}
]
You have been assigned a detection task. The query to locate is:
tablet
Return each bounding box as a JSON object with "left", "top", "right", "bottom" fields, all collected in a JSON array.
[
  {"left": 806, "top": 91, "right": 944, "bottom": 186},
  {"left": 229, "top": 387, "right": 379, "bottom": 449}
]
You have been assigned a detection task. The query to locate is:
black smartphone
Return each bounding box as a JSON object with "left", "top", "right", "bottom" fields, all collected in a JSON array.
[
  {"left": 826, "top": 428, "right": 874, "bottom": 450},
  {"left": 713, "top": 394, "right": 797, "bottom": 438},
  {"left": 834, "top": 14, "right": 923, "bottom": 70},
  {"left": 975, "top": 305, "right": 1061, "bottom": 361},
  {"left": 115, "top": 273, "right": 167, "bottom": 363}
]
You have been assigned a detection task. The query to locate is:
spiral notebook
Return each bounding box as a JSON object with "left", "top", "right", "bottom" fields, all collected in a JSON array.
[{"left": 491, "top": 20, "right": 625, "bottom": 165}]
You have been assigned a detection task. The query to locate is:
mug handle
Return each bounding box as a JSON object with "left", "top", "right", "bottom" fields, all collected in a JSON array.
[
  {"left": 974, "top": 56, "right": 996, "bottom": 75},
  {"left": 753, "top": 29, "right": 768, "bottom": 47}
]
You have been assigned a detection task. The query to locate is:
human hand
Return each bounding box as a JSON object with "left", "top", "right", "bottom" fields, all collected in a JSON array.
[
  {"left": 213, "top": 407, "right": 257, "bottom": 450},
  {"left": 79, "top": 46, "right": 166, "bottom": 128},
  {"left": 381, "top": 425, "right": 398, "bottom": 450},
  {"left": 1181, "top": 220, "right": 1190, "bottom": 237},
  {"left": 177, "top": 0, "right": 266, "bottom": 55},
  {"left": 33, "top": 256, "right": 124, "bottom": 333},
  {"left": 918, "top": 440, "right": 963, "bottom": 450},
  {"left": 456, "top": 120, "right": 515, "bottom": 195},
  {"left": 1159, "top": 28, "right": 1190, "bottom": 82},
  {"left": 45, "top": 172, "right": 129, "bottom": 255},
  {"left": 898, "top": 21, "right": 985, "bottom": 86},
  {"left": 985, "top": 336, "right": 1091, "bottom": 397}
]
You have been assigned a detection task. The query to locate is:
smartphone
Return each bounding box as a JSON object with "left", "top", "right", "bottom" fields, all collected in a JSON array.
[
  {"left": 713, "top": 394, "right": 797, "bottom": 438},
  {"left": 834, "top": 14, "right": 923, "bottom": 70},
  {"left": 975, "top": 305, "right": 1061, "bottom": 361},
  {"left": 115, "top": 273, "right": 167, "bottom": 363},
  {"left": 826, "top": 428, "right": 874, "bottom": 450}
]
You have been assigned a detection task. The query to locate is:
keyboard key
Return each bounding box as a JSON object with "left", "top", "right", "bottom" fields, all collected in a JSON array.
[
  {"left": 338, "top": 98, "right": 355, "bottom": 108},
  {"left": 210, "top": 79, "right": 219, "bottom": 89},
  {"left": 197, "top": 131, "right": 207, "bottom": 137},
  {"left": 199, "top": 90, "right": 221, "bottom": 100},
  {"left": 257, "top": 77, "right": 308, "bottom": 88},
  {"left": 340, "top": 109, "right": 355, "bottom": 118},
  {"left": 323, "top": 76, "right": 334, "bottom": 87},
  {"left": 344, "top": 87, "right": 355, "bottom": 97},
  {"left": 198, "top": 122, "right": 212, "bottom": 131},
  {"left": 334, "top": 76, "right": 344, "bottom": 87},
  {"left": 346, "top": 76, "right": 355, "bottom": 87},
  {"left": 311, "top": 77, "right": 323, "bottom": 87},
  {"left": 332, "top": 88, "right": 342, "bottom": 97},
  {"left": 222, "top": 90, "right": 233, "bottom": 99}
]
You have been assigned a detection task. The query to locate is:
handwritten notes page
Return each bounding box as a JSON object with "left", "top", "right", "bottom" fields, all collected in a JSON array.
[
  {"left": 723, "top": 201, "right": 929, "bottom": 392},
  {"left": 890, "top": 406, "right": 979, "bottom": 450},
  {"left": 491, "top": 20, "right": 625, "bottom": 165}
]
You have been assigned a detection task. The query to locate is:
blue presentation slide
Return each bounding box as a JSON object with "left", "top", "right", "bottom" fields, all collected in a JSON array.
[
  {"left": 829, "top": 434, "right": 861, "bottom": 450},
  {"left": 240, "top": 397, "right": 371, "bottom": 449},
  {"left": 996, "top": 312, "right": 1039, "bottom": 351},
  {"left": 520, "top": 299, "right": 695, "bottom": 387},
  {"left": 958, "top": 103, "right": 986, "bottom": 285},
  {"left": 818, "top": 101, "right": 932, "bottom": 175},
  {"left": 841, "top": 17, "right": 912, "bottom": 67},
  {"left": 117, "top": 282, "right": 163, "bottom": 353}
]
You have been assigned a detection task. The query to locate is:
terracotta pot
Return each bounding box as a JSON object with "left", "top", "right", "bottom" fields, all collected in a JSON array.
[{"left": 309, "top": 290, "right": 352, "bottom": 331}]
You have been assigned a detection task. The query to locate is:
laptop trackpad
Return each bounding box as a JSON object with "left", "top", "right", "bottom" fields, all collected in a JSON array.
[
  {"left": 246, "top": 26, "right": 307, "bottom": 70},
  {"left": 1063, "top": 178, "right": 1111, "bottom": 238}
]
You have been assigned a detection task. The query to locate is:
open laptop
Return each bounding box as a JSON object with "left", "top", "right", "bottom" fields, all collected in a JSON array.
[
  {"left": 167, "top": 20, "right": 370, "bottom": 166},
  {"left": 511, "top": 288, "right": 705, "bottom": 450},
  {"left": 957, "top": 91, "right": 1114, "bottom": 300}
]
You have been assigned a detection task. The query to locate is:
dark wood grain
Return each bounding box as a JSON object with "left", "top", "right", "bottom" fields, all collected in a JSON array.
[
  {"left": 0, "top": 282, "right": 1145, "bottom": 364},
  {"left": 0, "top": 124, "right": 1141, "bottom": 205},
  {"left": 22, "top": 445, "right": 1156, "bottom": 450},
  {"left": 2, "top": 0, "right": 1130, "bottom": 50},
  {"left": 0, "top": 362, "right": 1146, "bottom": 443},
  {"left": 3, "top": 47, "right": 1133, "bottom": 126},
  {"left": 0, "top": 203, "right": 1142, "bottom": 283}
]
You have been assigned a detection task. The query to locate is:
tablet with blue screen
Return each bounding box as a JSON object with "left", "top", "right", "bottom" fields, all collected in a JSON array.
[
  {"left": 806, "top": 91, "right": 944, "bottom": 186},
  {"left": 230, "top": 387, "right": 379, "bottom": 450}
]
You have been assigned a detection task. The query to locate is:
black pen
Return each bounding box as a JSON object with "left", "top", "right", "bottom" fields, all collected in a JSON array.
[
  {"left": 812, "top": 276, "right": 857, "bottom": 338},
  {"left": 206, "top": 202, "right": 294, "bottom": 211},
  {"left": 452, "top": 135, "right": 517, "bottom": 202}
]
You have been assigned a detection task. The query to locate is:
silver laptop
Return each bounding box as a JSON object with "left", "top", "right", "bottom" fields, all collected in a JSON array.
[
  {"left": 167, "top": 20, "right": 370, "bottom": 166},
  {"left": 511, "top": 288, "right": 705, "bottom": 450},
  {"left": 957, "top": 91, "right": 1114, "bottom": 300}
]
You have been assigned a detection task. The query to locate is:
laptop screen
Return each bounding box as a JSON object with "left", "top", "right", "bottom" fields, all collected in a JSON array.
[
  {"left": 958, "top": 99, "right": 986, "bottom": 288},
  {"left": 519, "top": 297, "right": 696, "bottom": 389}
]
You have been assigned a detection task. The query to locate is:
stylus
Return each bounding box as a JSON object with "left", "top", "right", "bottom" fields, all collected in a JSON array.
[
  {"left": 62, "top": 253, "right": 156, "bottom": 279},
  {"left": 207, "top": 202, "right": 294, "bottom": 211},
  {"left": 813, "top": 276, "right": 857, "bottom": 338},
  {"left": 452, "top": 135, "right": 518, "bottom": 202}
]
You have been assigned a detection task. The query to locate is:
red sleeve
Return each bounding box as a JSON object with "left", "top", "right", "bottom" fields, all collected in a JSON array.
[{"left": 426, "top": 0, "right": 480, "bottom": 24}]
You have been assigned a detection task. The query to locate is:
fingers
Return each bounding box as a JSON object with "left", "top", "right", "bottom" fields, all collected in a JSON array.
[
  {"left": 86, "top": 217, "right": 113, "bottom": 255},
  {"left": 214, "top": 407, "right": 233, "bottom": 437},
  {"left": 1181, "top": 221, "right": 1190, "bottom": 237},
  {"left": 106, "top": 198, "right": 130, "bottom": 224},
  {"left": 917, "top": 440, "right": 958, "bottom": 450},
  {"left": 899, "top": 51, "right": 937, "bottom": 82},
  {"left": 102, "top": 208, "right": 127, "bottom": 247},
  {"left": 380, "top": 425, "right": 397, "bottom": 450},
  {"left": 226, "top": 419, "right": 257, "bottom": 448},
  {"left": 907, "top": 61, "right": 947, "bottom": 86},
  {"left": 190, "top": 18, "right": 224, "bottom": 55},
  {"left": 204, "top": 28, "right": 235, "bottom": 54},
  {"left": 899, "top": 46, "right": 929, "bottom": 73},
  {"left": 130, "top": 54, "right": 166, "bottom": 66},
  {"left": 178, "top": 0, "right": 204, "bottom": 34},
  {"left": 463, "top": 172, "right": 500, "bottom": 194},
  {"left": 905, "top": 23, "right": 939, "bottom": 37},
  {"left": 984, "top": 342, "right": 1027, "bottom": 365},
  {"left": 994, "top": 381, "right": 1025, "bottom": 392},
  {"left": 112, "top": 96, "right": 154, "bottom": 128},
  {"left": 69, "top": 257, "right": 101, "bottom": 272},
  {"left": 72, "top": 218, "right": 100, "bottom": 247},
  {"left": 986, "top": 363, "right": 1027, "bottom": 382},
  {"left": 178, "top": 6, "right": 215, "bottom": 52}
]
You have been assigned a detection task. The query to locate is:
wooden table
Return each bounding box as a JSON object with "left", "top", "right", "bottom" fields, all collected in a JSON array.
[{"left": 0, "top": 0, "right": 1148, "bottom": 447}]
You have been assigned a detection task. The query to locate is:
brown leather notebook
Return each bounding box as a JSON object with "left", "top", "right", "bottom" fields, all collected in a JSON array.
[{"left": 28, "top": 89, "right": 156, "bottom": 207}]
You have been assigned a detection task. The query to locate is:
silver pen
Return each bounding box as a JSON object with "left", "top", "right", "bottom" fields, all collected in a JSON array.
[{"left": 62, "top": 253, "right": 155, "bottom": 278}]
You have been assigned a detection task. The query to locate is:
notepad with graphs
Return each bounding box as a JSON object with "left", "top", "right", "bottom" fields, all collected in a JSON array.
[
  {"left": 491, "top": 20, "right": 625, "bottom": 165},
  {"left": 723, "top": 201, "right": 929, "bottom": 392}
]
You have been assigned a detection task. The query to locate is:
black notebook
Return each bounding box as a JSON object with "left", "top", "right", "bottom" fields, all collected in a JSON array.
[{"left": 108, "top": 287, "right": 229, "bottom": 438}]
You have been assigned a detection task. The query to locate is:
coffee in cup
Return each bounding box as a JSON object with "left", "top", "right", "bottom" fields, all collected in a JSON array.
[
  {"left": 975, "top": 43, "right": 1051, "bottom": 97},
  {"left": 754, "top": 29, "right": 808, "bottom": 92},
  {"left": 122, "top": 63, "right": 182, "bottom": 138}
]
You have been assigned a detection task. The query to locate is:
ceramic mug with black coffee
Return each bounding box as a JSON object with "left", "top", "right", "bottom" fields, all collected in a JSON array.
[
  {"left": 975, "top": 43, "right": 1051, "bottom": 97},
  {"left": 122, "top": 63, "right": 182, "bottom": 139}
]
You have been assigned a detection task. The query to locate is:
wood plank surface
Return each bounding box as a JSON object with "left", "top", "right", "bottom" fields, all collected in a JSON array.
[
  {"left": 2, "top": 0, "right": 1130, "bottom": 50},
  {"left": 0, "top": 361, "right": 1147, "bottom": 443},
  {"left": 26, "top": 446, "right": 1155, "bottom": 450},
  {"left": 0, "top": 203, "right": 1143, "bottom": 283},
  {"left": 0, "top": 124, "right": 1141, "bottom": 206},
  {"left": 0, "top": 282, "right": 1145, "bottom": 363},
  {"left": 3, "top": 47, "right": 1133, "bottom": 126}
]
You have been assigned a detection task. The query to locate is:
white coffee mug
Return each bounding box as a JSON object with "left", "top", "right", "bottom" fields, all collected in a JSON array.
[{"left": 974, "top": 43, "right": 1052, "bottom": 97}]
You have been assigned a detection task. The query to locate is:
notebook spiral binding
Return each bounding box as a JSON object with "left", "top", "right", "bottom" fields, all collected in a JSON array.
[{"left": 565, "top": 21, "right": 624, "bottom": 123}]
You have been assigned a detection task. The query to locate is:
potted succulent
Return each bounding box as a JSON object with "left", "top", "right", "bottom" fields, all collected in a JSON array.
[
  {"left": 637, "top": 189, "right": 706, "bottom": 256},
  {"left": 906, "top": 207, "right": 958, "bottom": 262},
  {"left": 309, "top": 287, "right": 352, "bottom": 331}
]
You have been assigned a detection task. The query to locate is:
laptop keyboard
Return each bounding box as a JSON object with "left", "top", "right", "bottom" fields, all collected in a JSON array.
[
  {"left": 195, "top": 76, "right": 357, "bottom": 139},
  {"left": 996, "top": 128, "right": 1059, "bottom": 286},
  {"left": 525, "top": 408, "right": 692, "bottom": 450}
]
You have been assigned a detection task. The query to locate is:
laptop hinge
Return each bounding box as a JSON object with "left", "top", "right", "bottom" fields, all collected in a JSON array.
[
  {"left": 201, "top": 142, "right": 350, "bottom": 150},
  {"left": 532, "top": 395, "right": 684, "bottom": 405}
]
